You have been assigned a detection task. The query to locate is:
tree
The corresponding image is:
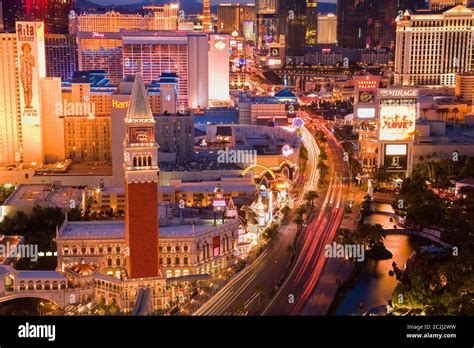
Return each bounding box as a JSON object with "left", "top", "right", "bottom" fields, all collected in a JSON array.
[
  {"left": 452, "top": 107, "right": 460, "bottom": 123},
  {"left": 304, "top": 190, "right": 319, "bottom": 207},
  {"left": 293, "top": 214, "right": 304, "bottom": 231},
  {"left": 353, "top": 223, "right": 386, "bottom": 249}
]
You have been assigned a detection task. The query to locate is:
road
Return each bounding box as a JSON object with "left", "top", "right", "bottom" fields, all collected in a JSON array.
[
  {"left": 263, "top": 112, "right": 351, "bottom": 315},
  {"left": 193, "top": 125, "right": 320, "bottom": 316}
]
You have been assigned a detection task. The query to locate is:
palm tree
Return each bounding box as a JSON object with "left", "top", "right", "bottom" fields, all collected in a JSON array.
[
  {"left": 452, "top": 107, "right": 460, "bottom": 123},
  {"left": 304, "top": 190, "right": 319, "bottom": 207},
  {"left": 293, "top": 214, "right": 304, "bottom": 231}
]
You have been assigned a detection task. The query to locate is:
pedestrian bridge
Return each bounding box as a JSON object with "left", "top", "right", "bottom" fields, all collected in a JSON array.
[
  {"left": 384, "top": 229, "right": 452, "bottom": 248},
  {"left": 0, "top": 265, "right": 93, "bottom": 309}
]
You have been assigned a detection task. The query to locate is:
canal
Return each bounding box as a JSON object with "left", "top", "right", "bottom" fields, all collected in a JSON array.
[{"left": 336, "top": 202, "right": 427, "bottom": 315}]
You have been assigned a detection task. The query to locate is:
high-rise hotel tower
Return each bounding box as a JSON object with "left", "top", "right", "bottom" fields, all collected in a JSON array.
[{"left": 394, "top": 5, "right": 474, "bottom": 87}]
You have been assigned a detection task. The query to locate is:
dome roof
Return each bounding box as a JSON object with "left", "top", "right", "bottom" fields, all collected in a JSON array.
[{"left": 66, "top": 262, "right": 99, "bottom": 277}]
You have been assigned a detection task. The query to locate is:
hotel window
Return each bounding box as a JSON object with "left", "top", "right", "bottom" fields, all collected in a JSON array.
[
  {"left": 175, "top": 257, "right": 180, "bottom": 264},
  {"left": 63, "top": 246, "right": 69, "bottom": 254},
  {"left": 99, "top": 247, "right": 103, "bottom": 253},
  {"left": 107, "top": 258, "right": 112, "bottom": 267},
  {"left": 175, "top": 245, "right": 180, "bottom": 252},
  {"left": 167, "top": 257, "right": 171, "bottom": 265},
  {"left": 90, "top": 247, "right": 95, "bottom": 254},
  {"left": 116, "top": 246, "right": 121, "bottom": 253},
  {"left": 116, "top": 257, "right": 121, "bottom": 266},
  {"left": 184, "top": 257, "right": 189, "bottom": 265},
  {"left": 159, "top": 245, "right": 163, "bottom": 252},
  {"left": 183, "top": 245, "right": 189, "bottom": 252},
  {"left": 160, "top": 257, "right": 163, "bottom": 265},
  {"left": 166, "top": 245, "right": 171, "bottom": 252},
  {"left": 107, "top": 246, "right": 112, "bottom": 253}
]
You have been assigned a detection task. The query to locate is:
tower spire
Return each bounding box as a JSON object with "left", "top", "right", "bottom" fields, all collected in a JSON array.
[{"left": 123, "top": 70, "right": 160, "bottom": 279}]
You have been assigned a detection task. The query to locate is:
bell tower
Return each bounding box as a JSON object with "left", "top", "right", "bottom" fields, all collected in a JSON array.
[{"left": 123, "top": 70, "right": 160, "bottom": 279}]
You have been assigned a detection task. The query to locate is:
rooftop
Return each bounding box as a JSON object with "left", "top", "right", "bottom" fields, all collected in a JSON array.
[
  {"left": 58, "top": 219, "right": 239, "bottom": 241},
  {"left": 3, "top": 185, "right": 82, "bottom": 208},
  {"left": 17, "top": 270, "right": 67, "bottom": 280}
]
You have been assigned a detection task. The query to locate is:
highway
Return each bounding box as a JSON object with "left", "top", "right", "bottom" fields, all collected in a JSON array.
[
  {"left": 263, "top": 112, "right": 351, "bottom": 315},
  {"left": 193, "top": 124, "right": 320, "bottom": 316}
]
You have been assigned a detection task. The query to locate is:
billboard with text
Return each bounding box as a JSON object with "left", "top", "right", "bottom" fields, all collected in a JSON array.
[{"left": 379, "top": 98, "right": 416, "bottom": 141}]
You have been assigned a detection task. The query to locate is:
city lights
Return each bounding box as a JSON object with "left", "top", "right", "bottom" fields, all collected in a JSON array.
[{"left": 0, "top": 0, "right": 471, "bottom": 346}]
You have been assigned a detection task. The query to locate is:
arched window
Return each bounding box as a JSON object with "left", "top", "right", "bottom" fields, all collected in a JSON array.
[
  {"left": 138, "top": 157, "right": 142, "bottom": 167},
  {"left": 148, "top": 156, "right": 152, "bottom": 166},
  {"left": 133, "top": 157, "right": 137, "bottom": 167}
]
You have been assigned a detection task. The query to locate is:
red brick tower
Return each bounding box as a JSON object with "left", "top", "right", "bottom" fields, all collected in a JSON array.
[{"left": 123, "top": 70, "right": 160, "bottom": 279}]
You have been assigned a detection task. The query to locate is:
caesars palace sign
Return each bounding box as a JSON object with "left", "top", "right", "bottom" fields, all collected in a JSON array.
[{"left": 379, "top": 89, "right": 418, "bottom": 98}]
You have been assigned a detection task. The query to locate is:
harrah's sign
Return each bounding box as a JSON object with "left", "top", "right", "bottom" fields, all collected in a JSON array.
[{"left": 379, "top": 89, "right": 418, "bottom": 98}]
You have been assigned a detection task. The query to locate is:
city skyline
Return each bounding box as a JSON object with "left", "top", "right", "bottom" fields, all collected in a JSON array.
[
  {"left": 86, "top": 0, "right": 337, "bottom": 5},
  {"left": 0, "top": 0, "right": 471, "bottom": 345}
]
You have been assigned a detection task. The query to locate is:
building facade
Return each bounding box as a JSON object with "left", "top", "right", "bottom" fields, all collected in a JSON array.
[
  {"left": 306, "top": 0, "right": 318, "bottom": 46},
  {"left": 0, "top": 32, "right": 21, "bottom": 164},
  {"left": 72, "top": 6, "right": 179, "bottom": 33},
  {"left": 337, "top": 0, "right": 425, "bottom": 48},
  {"left": 317, "top": 13, "right": 337, "bottom": 44},
  {"left": 45, "top": 34, "right": 78, "bottom": 81},
  {"left": 394, "top": 6, "right": 474, "bottom": 87},
  {"left": 55, "top": 219, "right": 240, "bottom": 279},
  {"left": 217, "top": 3, "right": 256, "bottom": 34},
  {"left": 428, "top": 0, "right": 468, "bottom": 11}
]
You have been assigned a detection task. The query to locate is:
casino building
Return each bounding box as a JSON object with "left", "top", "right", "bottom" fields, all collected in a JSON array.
[
  {"left": 56, "top": 70, "right": 238, "bottom": 313},
  {"left": 354, "top": 76, "right": 418, "bottom": 177}
]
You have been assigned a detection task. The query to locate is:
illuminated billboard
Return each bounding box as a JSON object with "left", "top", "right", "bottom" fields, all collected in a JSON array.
[
  {"left": 213, "top": 236, "right": 220, "bottom": 257},
  {"left": 356, "top": 78, "right": 379, "bottom": 91},
  {"left": 384, "top": 144, "right": 408, "bottom": 171},
  {"left": 358, "top": 107, "right": 376, "bottom": 119},
  {"left": 209, "top": 34, "right": 230, "bottom": 102},
  {"left": 16, "top": 21, "right": 46, "bottom": 163},
  {"left": 16, "top": 22, "right": 45, "bottom": 116},
  {"left": 379, "top": 99, "right": 416, "bottom": 141}
]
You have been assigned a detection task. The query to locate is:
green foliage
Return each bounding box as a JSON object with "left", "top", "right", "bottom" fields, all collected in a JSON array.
[
  {"left": 0, "top": 185, "right": 15, "bottom": 204},
  {"left": 299, "top": 143, "right": 309, "bottom": 172},
  {"left": 304, "top": 190, "right": 319, "bottom": 207},
  {"left": 392, "top": 250, "right": 474, "bottom": 315},
  {"left": 354, "top": 223, "right": 386, "bottom": 249},
  {"left": 0, "top": 206, "right": 82, "bottom": 252},
  {"left": 390, "top": 157, "right": 474, "bottom": 315},
  {"left": 262, "top": 223, "right": 280, "bottom": 240},
  {"left": 397, "top": 174, "right": 446, "bottom": 229}
]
